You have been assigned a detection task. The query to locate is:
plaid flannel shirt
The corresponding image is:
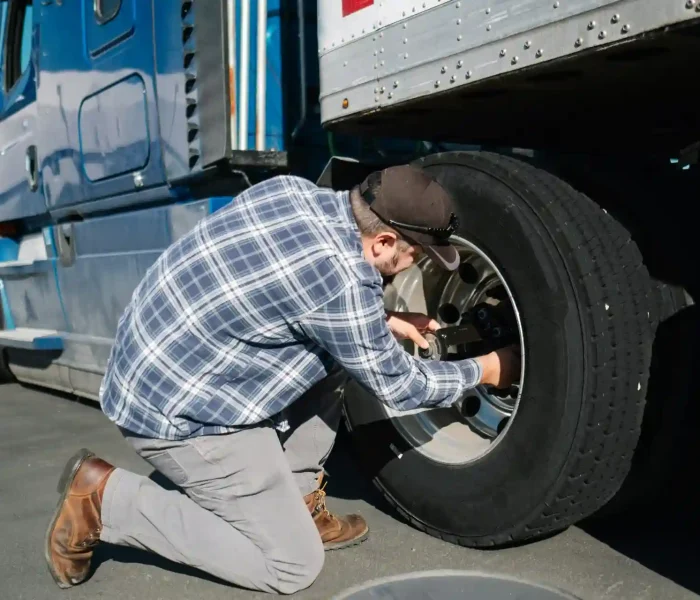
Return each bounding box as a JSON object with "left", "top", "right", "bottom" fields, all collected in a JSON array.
[{"left": 99, "top": 175, "right": 482, "bottom": 440}]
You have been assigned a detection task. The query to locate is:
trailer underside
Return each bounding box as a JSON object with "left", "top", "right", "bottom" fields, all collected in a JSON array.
[{"left": 325, "top": 20, "right": 700, "bottom": 155}]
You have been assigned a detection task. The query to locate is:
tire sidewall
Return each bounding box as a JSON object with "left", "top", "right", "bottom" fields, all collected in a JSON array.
[{"left": 344, "top": 154, "right": 588, "bottom": 539}]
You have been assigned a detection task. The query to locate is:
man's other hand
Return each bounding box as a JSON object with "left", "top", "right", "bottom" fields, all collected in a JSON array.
[
  {"left": 477, "top": 345, "right": 521, "bottom": 389},
  {"left": 386, "top": 311, "right": 441, "bottom": 350}
]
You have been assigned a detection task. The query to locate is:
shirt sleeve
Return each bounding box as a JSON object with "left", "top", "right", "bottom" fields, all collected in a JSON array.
[{"left": 295, "top": 279, "right": 482, "bottom": 411}]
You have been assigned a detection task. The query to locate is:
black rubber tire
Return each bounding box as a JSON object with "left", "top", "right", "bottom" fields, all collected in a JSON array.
[
  {"left": 594, "top": 287, "right": 693, "bottom": 517},
  {"left": 533, "top": 155, "right": 695, "bottom": 516},
  {"left": 343, "top": 151, "right": 658, "bottom": 548}
]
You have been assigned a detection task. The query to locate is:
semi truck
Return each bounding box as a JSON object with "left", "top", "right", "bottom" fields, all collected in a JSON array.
[{"left": 0, "top": 0, "right": 697, "bottom": 549}]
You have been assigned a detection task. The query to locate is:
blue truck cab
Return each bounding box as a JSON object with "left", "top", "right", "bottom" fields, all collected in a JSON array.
[{"left": 0, "top": 0, "right": 338, "bottom": 398}]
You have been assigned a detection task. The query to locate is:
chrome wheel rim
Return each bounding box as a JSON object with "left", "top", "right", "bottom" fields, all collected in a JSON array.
[{"left": 381, "top": 235, "right": 525, "bottom": 465}]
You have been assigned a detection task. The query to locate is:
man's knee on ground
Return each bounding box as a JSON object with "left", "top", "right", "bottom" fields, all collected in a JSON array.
[{"left": 273, "top": 537, "right": 325, "bottom": 595}]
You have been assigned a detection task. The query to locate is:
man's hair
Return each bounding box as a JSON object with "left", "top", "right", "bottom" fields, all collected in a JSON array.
[{"left": 350, "top": 185, "right": 412, "bottom": 252}]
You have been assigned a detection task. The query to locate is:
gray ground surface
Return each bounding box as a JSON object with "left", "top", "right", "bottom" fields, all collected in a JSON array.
[{"left": 2, "top": 382, "right": 698, "bottom": 600}]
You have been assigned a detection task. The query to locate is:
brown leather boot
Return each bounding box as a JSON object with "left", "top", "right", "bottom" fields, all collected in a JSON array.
[
  {"left": 45, "top": 448, "right": 115, "bottom": 588},
  {"left": 304, "top": 475, "right": 369, "bottom": 551}
]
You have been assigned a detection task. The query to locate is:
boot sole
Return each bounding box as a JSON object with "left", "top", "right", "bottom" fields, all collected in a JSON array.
[
  {"left": 323, "top": 525, "right": 370, "bottom": 551},
  {"left": 44, "top": 448, "right": 95, "bottom": 589}
]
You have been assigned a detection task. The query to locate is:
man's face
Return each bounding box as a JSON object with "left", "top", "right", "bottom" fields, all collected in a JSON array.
[{"left": 366, "top": 233, "right": 422, "bottom": 276}]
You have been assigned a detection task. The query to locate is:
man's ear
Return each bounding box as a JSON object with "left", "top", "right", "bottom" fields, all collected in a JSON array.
[
  {"left": 373, "top": 231, "right": 398, "bottom": 250},
  {"left": 367, "top": 231, "right": 399, "bottom": 260}
]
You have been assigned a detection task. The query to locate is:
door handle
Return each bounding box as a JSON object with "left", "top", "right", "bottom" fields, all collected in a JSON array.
[
  {"left": 55, "top": 223, "right": 76, "bottom": 268},
  {"left": 25, "top": 145, "right": 38, "bottom": 192}
]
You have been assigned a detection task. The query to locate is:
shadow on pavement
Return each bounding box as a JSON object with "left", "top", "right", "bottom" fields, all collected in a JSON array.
[
  {"left": 581, "top": 507, "right": 700, "bottom": 596},
  {"left": 323, "top": 422, "right": 395, "bottom": 516},
  {"left": 91, "top": 543, "right": 237, "bottom": 589},
  {"left": 581, "top": 412, "right": 700, "bottom": 595}
]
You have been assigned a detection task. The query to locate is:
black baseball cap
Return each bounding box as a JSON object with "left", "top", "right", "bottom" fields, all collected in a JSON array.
[{"left": 359, "top": 165, "right": 461, "bottom": 270}]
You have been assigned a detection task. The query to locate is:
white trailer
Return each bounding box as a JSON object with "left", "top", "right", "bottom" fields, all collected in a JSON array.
[{"left": 319, "top": 0, "right": 699, "bottom": 153}]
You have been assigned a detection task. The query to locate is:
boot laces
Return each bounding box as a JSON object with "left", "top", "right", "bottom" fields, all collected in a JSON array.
[
  {"left": 313, "top": 482, "right": 332, "bottom": 519},
  {"left": 78, "top": 528, "right": 101, "bottom": 548}
]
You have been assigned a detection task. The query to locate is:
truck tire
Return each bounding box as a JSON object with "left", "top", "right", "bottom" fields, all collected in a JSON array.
[
  {"left": 537, "top": 158, "right": 695, "bottom": 517},
  {"left": 595, "top": 286, "right": 692, "bottom": 517},
  {"left": 343, "top": 151, "right": 657, "bottom": 548}
]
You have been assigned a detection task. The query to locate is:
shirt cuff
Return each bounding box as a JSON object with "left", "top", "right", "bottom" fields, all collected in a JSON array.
[
  {"left": 432, "top": 358, "right": 482, "bottom": 409},
  {"left": 461, "top": 357, "right": 483, "bottom": 389}
]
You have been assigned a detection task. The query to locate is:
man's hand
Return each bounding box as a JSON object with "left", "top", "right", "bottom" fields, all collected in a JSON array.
[
  {"left": 476, "top": 345, "right": 521, "bottom": 389},
  {"left": 386, "top": 311, "right": 441, "bottom": 350}
]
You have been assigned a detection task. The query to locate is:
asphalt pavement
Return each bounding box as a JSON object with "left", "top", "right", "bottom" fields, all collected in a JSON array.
[{"left": 2, "top": 382, "right": 699, "bottom": 600}]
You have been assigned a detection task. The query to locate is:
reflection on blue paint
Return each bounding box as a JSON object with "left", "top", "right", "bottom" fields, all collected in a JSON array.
[
  {"left": 209, "top": 196, "right": 235, "bottom": 215},
  {"left": 0, "top": 4, "right": 7, "bottom": 52},
  {"left": 79, "top": 74, "right": 151, "bottom": 182},
  {"left": 96, "top": 0, "right": 122, "bottom": 24},
  {"left": 0, "top": 5, "right": 7, "bottom": 112},
  {"left": 20, "top": 5, "right": 33, "bottom": 74},
  {"left": 0, "top": 281, "right": 16, "bottom": 330}
]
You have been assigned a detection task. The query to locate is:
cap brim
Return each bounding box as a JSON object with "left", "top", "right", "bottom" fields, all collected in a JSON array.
[{"left": 424, "top": 244, "right": 460, "bottom": 271}]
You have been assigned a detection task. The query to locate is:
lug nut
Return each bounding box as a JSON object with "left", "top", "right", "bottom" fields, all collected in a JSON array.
[{"left": 419, "top": 334, "right": 440, "bottom": 360}]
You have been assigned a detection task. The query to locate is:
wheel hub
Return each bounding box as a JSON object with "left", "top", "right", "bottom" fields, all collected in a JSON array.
[
  {"left": 381, "top": 236, "right": 525, "bottom": 465},
  {"left": 418, "top": 304, "right": 518, "bottom": 362}
]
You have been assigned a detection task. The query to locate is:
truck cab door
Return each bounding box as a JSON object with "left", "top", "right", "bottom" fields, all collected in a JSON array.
[
  {"left": 0, "top": 0, "right": 45, "bottom": 222},
  {"left": 38, "top": 0, "right": 167, "bottom": 212}
]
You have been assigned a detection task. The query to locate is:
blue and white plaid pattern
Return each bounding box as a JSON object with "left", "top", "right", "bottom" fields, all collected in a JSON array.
[{"left": 99, "top": 176, "right": 482, "bottom": 440}]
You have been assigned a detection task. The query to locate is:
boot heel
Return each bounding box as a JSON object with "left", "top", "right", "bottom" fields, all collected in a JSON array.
[{"left": 57, "top": 449, "right": 94, "bottom": 493}]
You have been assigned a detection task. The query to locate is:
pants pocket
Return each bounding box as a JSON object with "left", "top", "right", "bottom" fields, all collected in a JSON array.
[{"left": 138, "top": 447, "right": 191, "bottom": 488}]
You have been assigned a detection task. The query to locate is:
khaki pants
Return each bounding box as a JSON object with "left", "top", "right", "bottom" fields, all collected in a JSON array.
[{"left": 100, "top": 370, "right": 345, "bottom": 595}]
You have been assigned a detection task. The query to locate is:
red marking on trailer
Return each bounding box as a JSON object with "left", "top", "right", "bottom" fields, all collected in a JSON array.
[{"left": 342, "top": 0, "right": 374, "bottom": 17}]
